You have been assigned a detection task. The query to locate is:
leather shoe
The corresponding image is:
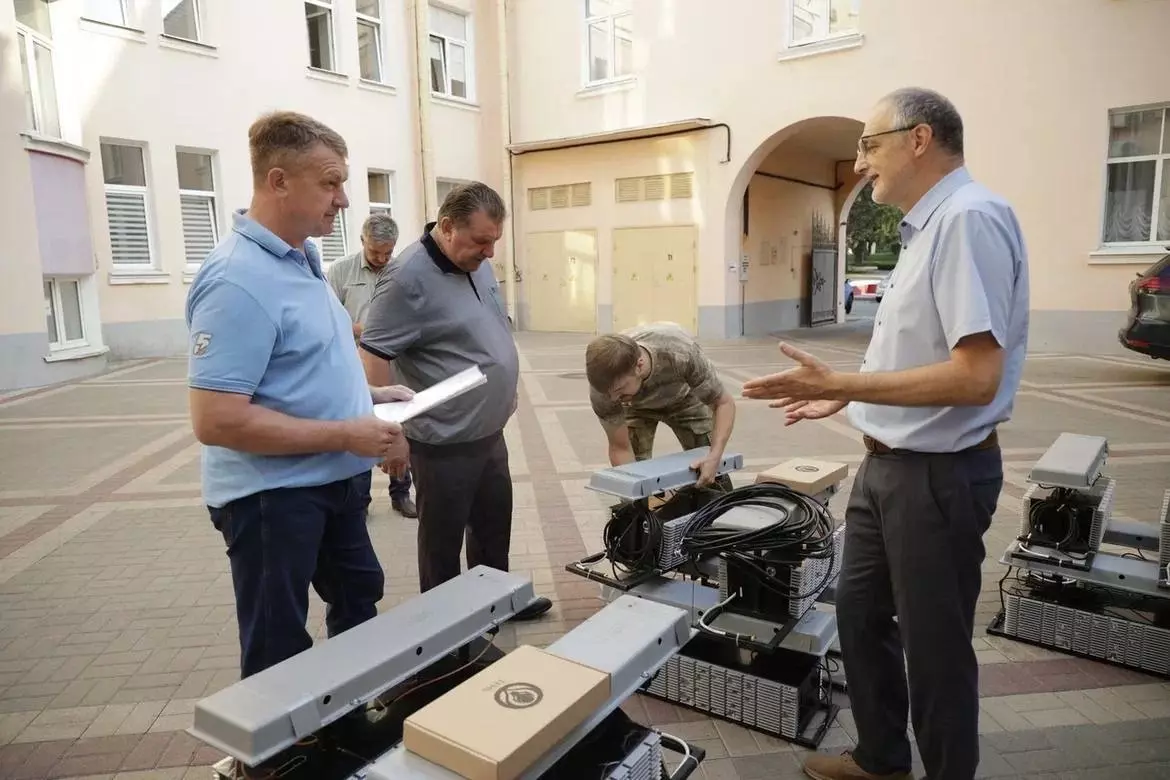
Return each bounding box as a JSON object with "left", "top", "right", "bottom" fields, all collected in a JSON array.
[
  {"left": 392, "top": 496, "right": 417, "bottom": 518},
  {"left": 510, "top": 596, "right": 552, "bottom": 621}
]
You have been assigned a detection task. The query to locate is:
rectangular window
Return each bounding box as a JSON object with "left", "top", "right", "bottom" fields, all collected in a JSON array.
[
  {"left": 429, "top": 5, "right": 470, "bottom": 99},
  {"left": 356, "top": 0, "right": 384, "bottom": 82},
  {"left": 1103, "top": 106, "right": 1170, "bottom": 245},
  {"left": 83, "top": 0, "right": 128, "bottom": 27},
  {"left": 176, "top": 151, "right": 219, "bottom": 267},
  {"left": 435, "top": 178, "right": 470, "bottom": 212},
  {"left": 162, "top": 0, "right": 202, "bottom": 42},
  {"left": 789, "top": 0, "right": 860, "bottom": 47},
  {"left": 368, "top": 171, "right": 393, "bottom": 215},
  {"left": 44, "top": 278, "right": 87, "bottom": 350},
  {"left": 305, "top": 0, "right": 336, "bottom": 71},
  {"left": 15, "top": 0, "right": 61, "bottom": 138},
  {"left": 584, "top": 0, "right": 632, "bottom": 84},
  {"left": 100, "top": 141, "right": 154, "bottom": 267}
]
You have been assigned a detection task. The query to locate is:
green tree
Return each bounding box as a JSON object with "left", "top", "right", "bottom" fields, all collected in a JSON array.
[{"left": 846, "top": 181, "right": 903, "bottom": 266}]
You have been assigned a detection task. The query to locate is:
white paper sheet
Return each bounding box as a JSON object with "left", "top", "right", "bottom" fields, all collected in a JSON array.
[{"left": 372, "top": 366, "right": 488, "bottom": 424}]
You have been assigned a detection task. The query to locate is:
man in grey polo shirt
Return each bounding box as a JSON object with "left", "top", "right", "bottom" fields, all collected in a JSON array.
[
  {"left": 359, "top": 181, "right": 552, "bottom": 621},
  {"left": 744, "top": 88, "right": 1029, "bottom": 780},
  {"left": 328, "top": 213, "right": 416, "bottom": 518}
]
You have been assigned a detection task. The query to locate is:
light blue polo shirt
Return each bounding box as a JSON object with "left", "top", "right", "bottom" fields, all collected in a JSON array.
[
  {"left": 185, "top": 211, "right": 378, "bottom": 508},
  {"left": 847, "top": 167, "right": 1031, "bottom": 452}
]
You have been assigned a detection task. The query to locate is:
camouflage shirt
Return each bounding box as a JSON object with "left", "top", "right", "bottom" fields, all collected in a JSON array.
[{"left": 590, "top": 322, "right": 726, "bottom": 429}]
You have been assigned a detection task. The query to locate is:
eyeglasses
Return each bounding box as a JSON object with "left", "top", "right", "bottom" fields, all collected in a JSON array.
[{"left": 857, "top": 124, "right": 921, "bottom": 157}]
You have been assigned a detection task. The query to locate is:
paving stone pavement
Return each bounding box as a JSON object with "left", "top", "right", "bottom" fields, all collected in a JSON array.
[{"left": 2, "top": 317, "right": 1170, "bottom": 779}]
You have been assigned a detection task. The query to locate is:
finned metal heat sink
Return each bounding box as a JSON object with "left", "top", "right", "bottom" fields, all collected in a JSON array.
[
  {"left": 1158, "top": 489, "right": 1170, "bottom": 590},
  {"left": 997, "top": 588, "right": 1170, "bottom": 677},
  {"left": 717, "top": 523, "right": 846, "bottom": 620},
  {"left": 604, "top": 730, "right": 662, "bottom": 780}
]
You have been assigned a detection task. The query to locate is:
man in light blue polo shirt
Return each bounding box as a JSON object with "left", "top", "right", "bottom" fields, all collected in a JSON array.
[
  {"left": 744, "top": 88, "right": 1029, "bottom": 780},
  {"left": 185, "top": 111, "right": 413, "bottom": 685}
]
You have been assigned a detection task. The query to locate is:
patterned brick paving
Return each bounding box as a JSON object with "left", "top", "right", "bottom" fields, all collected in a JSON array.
[{"left": 2, "top": 316, "right": 1170, "bottom": 779}]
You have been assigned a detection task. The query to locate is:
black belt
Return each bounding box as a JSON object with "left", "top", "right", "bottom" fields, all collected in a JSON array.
[{"left": 862, "top": 429, "right": 998, "bottom": 456}]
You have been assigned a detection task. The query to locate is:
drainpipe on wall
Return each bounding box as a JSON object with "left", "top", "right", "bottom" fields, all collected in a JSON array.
[
  {"left": 412, "top": 0, "right": 435, "bottom": 221},
  {"left": 496, "top": 0, "right": 517, "bottom": 322}
]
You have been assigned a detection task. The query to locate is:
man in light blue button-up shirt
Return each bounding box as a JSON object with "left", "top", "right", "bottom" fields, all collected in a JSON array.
[{"left": 745, "top": 88, "right": 1029, "bottom": 780}]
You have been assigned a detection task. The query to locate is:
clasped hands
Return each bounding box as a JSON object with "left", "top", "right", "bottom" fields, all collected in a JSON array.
[{"left": 741, "top": 343, "right": 849, "bottom": 425}]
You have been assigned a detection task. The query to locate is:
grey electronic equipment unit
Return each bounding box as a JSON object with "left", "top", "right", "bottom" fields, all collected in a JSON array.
[
  {"left": 567, "top": 449, "right": 848, "bottom": 749},
  {"left": 191, "top": 566, "right": 535, "bottom": 768},
  {"left": 1027, "top": 432, "right": 1108, "bottom": 490},
  {"left": 364, "top": 595, "right": 701, "bottom": 779},
  {"left": 989, "top": 433, "right": 1170, "bottom": 679}
]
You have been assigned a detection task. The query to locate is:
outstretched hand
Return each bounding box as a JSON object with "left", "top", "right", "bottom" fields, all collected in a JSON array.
[{"left": 741, "top": 343, "right": 841, "bottom": 403}]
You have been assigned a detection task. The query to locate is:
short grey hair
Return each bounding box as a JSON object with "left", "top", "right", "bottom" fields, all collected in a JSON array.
[
  {"left": 362, "top": 213, "right": 398, "bottom": 244},
  {"left": 882, "top": 87, "right": 964, "bottom": 157},
  {"left": 438, "top": 181, "right": 506, "bottom": 227}
]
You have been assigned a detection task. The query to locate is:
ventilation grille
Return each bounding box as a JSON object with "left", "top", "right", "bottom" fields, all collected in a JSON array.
[
  {"left": 614, "top": 172, "right": 696, "bottom": 203},
  {"left": 528, "top": 182, "right": 592, "bottom": 210}
]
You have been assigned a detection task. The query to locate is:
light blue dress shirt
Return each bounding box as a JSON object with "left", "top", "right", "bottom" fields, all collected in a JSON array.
[{"left": 846, "top": 167, "right": 1031, "bottom": 452}]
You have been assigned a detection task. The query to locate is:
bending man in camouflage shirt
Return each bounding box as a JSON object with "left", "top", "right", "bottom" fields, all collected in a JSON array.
[{"left": 585, "top": 322, "right": 737, "bottom": 488}]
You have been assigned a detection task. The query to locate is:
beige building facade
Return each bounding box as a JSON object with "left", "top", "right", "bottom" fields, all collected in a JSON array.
[{"left": 1, "top": 0, "right": 1168, "bottom": 390}]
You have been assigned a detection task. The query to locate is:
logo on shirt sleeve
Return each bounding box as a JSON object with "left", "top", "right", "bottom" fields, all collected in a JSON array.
[{"left": 192, "top": 332, "right": 213, "bottom": 357}]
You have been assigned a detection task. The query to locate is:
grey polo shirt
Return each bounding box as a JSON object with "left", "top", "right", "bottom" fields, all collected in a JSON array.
[
  {"left": 359, "top": 223, "right": 519, "bottom": 446},
  {"left": 327, "top": 250, "right": 382, "bottom": 326},
  {"left": 847, "top": 166, "right": 1030, "bottom": 453}
]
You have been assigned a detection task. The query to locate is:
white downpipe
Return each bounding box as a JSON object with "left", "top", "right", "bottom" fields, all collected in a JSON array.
[
  {"left": 413, "top": 0, "right": 435, "bottom": 221},
  {"left": 497, "top": 0, "right": 517, "bottom": 322}
]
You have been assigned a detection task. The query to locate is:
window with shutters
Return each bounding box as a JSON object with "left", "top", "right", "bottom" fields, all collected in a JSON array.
[
  {"left": 176, "top": 151, "right": 219, "bottom": 269},
  {"left": 429, "top": 5, "right": 472, "bottom": 100},
  {"left": 368, "top": 170, "right": 394, "bottom": 215},
  {"left": 100, "top": 142, "right": 155, "bottom": 268},
  {"left": 43, "top": 278, "right": 87, "bottom": 350},
  {"left": 311, "top": 204, "right": 349, "bottom": 264},
  {"left": 614, "top": 173, "right": 694, "bottom": 203},
  {"left": 15, "top": 0, "right": 60, "bottom": 138},
  {"left": 527, "top": 183, "right": 592, "bottom": 210}
]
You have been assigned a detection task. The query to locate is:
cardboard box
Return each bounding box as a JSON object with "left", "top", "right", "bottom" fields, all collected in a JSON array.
[
  {"left": 755, "top": 458, "right": 848, "bottom": 496},
  {"left": 402, "top": 644, "right": 611, "bottom": 780}
]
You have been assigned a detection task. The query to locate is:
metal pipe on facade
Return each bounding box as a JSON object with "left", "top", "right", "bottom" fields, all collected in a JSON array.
[
  {"left": 496, "top": 0, "right": 517, "bottom": 322},
  {"left": 412, "top": 0, "right": 436, "bottom": 221}
]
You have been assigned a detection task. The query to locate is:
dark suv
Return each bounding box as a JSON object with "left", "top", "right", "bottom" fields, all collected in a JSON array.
[{"left": 1119, "top": 249, "right": 1170, "bottom": 360}]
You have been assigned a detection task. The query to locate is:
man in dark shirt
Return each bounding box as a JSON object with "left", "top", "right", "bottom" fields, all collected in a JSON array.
[{"left": 359, "top": 181, "right": 551, "bottom": 621}]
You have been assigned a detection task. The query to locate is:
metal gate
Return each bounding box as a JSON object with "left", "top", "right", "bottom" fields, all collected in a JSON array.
[{"left": 808, "top": 247, "right": 838, "bottom": 327}]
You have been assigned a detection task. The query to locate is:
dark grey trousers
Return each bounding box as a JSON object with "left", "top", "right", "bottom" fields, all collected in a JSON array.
[
  {"left": 838, "top": 445, "right": 1002, "bottom": 780},
  {"left": 409, "top": 432, "right": 512, "bottom": 593}
]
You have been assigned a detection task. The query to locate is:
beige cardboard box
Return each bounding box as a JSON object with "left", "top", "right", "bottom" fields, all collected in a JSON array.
[
  {"left": 402, "top": 644, "right": 611, "bottom": 780},
  {"left": 755, "top": 459, "right": 848, "bottom": 495}
]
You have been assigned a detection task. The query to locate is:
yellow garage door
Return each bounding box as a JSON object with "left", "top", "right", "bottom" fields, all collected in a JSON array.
[
  {"left": 525, "top": 230, "right": 598, "bottom": 333},
  {"left": 612, "top": 226, "right": 697, "bottom": 332}
]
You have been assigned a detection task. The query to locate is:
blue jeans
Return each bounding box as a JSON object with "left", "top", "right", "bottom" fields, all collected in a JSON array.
[
  {"left": 208, "top": 471, "right": 385, "bottom": 679},
  {"left": 389, "top": 467, "right": 412, "bottom": 500}
]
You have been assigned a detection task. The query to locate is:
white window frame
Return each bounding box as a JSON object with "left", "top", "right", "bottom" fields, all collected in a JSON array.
[
  {"left": 305, "top": 0, "right": 339, "bottom": 73},
  {"left": 428, "top": 5, "right": 473, "bottom": 101},
  {"left": 786, "top": 0, "right": 861, "bottom": 49},
  {"left": 582, "top": 1, "right": 633, "bottom": 87},
  {"left": 100, "top": 141, "right": 158, "bottom": 271},
  {"left": 311, "top": 202, "right": 350, "bottom": 266},
  {"left": 1100, "top": 105, "right": 1170, "bottom": 248},
  {"left": 368, "top": 170, "right": 394, "bottom": 215},
  {"left": 44, "top": 278, "right": 89, "bottom": 351},
  {"left": 356, "top": 0, "right": 385, "bottom": 83},
  {"left": 176, "top": 150, "right": 220, "bottom": 272},
  {"left": 83, "top": 0, "right": 130, "bottom": 27},
  {"left": 435, "top": 177, "right": 470, "bottom": 215},
  {"left": 15, "top": 8, "right": 60, "bottom": 138},
  {"left": 161, "top": 0, "right": 203, "bottom": 43}
]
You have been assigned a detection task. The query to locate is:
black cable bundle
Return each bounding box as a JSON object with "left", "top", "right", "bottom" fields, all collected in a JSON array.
[
  {"left": 603, "top": 500, "right": 662, "bottom": 575},
  {"left": 1021, "top": 487, "right": 1095, "bottom": 555},
  {"left": 680, "top": 483, "right": 837, "bottom": 600}
]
